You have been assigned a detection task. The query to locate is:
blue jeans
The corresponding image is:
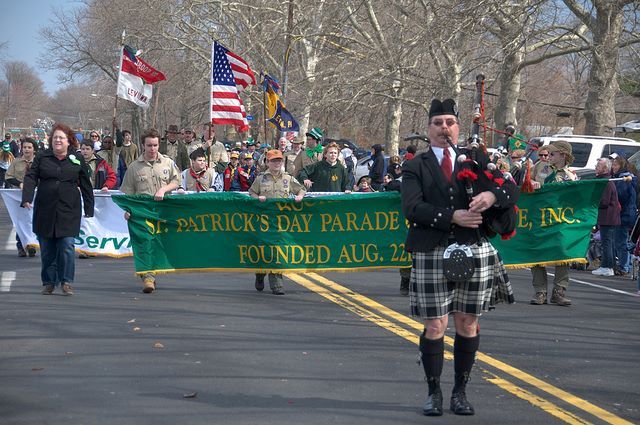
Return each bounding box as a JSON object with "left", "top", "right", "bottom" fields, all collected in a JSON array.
[
  {"left": 39, "top": 236, "right": 76, "bottom": 286},
  {"left": 614, "top": 225, "right": 631, "bottom": 273},
  {"left": 599, "top": 225, "right": 615, "bottom": 269}
]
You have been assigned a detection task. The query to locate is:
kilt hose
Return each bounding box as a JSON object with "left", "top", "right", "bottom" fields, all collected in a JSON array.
[{"left": 410, "top": 241, "right": 514, "bottom": 319}]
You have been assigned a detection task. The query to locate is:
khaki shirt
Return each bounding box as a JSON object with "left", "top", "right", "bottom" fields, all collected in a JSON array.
[
  {"left": 284, "top": 149, "right": 301, "bottom": 175},
  {"left": 184, "top": 140, "right": 203, "bottom": 157},
  {"left": 119, "top": 153, "right": 181, "bottom": 196},
  {"left": 120, "top": 143, "right": 139, "bottom": 167},
  {"left": 249, "top": 170, "right": 306, "bottom": 199},
  {"left": 5, "top": 157, "right": 33, "bottom": 185},
  {"left": 206, "top": 141, "right": 229, "bottom": 165},
  {"left": 292, "top": 150, "right": 322, "bottom": 178},
  {"left": 547, "top": 165, "right": 577, "bottom": 183},
  {"left": 181, "top": 168, "right": 216, "bottom": 192}
]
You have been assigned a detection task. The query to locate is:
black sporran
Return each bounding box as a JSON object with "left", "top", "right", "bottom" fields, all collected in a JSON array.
[{"left": 442, "top": 243, "right": 475, "bottom": 282}]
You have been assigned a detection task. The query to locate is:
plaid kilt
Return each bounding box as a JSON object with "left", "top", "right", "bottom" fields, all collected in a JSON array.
[{"left": 410, "top": 241, "right": 514, "bottom": 319}]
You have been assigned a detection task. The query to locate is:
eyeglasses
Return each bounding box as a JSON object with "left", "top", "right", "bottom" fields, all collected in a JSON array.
[
  {"left": 430, "top": 118, "right": 458, "bottom": 127},
  {"left": 538, "top": 154, "right": 548, "bottom": 157},
  {"left": 90, "top": 134, "right": 99, "bottom": 138}
]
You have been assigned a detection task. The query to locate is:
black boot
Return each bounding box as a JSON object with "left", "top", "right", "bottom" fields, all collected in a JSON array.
[
  {"left": 423, "top": 377, "right": 443, "bottom": 416},
  {"left": 450, "top": 372, "right": 474, "bottom": 415},
  {"left": 400, "top": 277, "right": 410, "bottom": 296},
  {"left": 450, "top": 333, "right": 479, "bottom": 415},
  {"left": 255, "top": 273, "right": 265, "bottom": 292},
  {"left": 419, "top": 333, "right": 444, "bottom": 416}
]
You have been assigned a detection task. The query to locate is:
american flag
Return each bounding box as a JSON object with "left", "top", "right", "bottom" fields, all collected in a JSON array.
[{"left": 210, "top": 42, "right": 256, "bottom": 132}]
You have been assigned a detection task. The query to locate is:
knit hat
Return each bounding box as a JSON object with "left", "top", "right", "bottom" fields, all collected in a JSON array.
[
  {"left": 428, "top": 98, "right": 458, "bottom": 118},
  {"left": 305, "top": 127, "right": 323, "bottom": 141},
  {"left": 546, "top": 140, "right": 574, "bottom": 165},
  {"left": 1, "top": 141, "right": 10, "bottom": 152}
]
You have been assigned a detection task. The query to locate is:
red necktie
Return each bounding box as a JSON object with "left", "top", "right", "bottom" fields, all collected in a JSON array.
[{"left": 441, "top": 148, "right": 452, "bottom": 183}]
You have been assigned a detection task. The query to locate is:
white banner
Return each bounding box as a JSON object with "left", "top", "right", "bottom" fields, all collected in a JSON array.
[{"left": 0, "top": 189, "right": 132, "bottom": 257}]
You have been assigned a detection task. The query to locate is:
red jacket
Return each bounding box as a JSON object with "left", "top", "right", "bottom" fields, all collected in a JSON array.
[{"left": 92, "top": 156, "right": 117, "bottom": 189}]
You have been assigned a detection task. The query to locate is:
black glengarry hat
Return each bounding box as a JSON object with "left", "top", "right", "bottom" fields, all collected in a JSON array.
[{"left": 429, "top": 98, "right": 458, "bottom": 118}]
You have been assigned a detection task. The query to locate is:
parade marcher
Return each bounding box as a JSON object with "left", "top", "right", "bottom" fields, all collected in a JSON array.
[
  {"left": 368, "top": 143, "right": 386, "bottom": 191},
  {"left": 114, "top": 122, "right": 139, "bottom": 169},
  {"left": 89, "top": 131, "right": 102, "bottom": 151},
  {"left": 299, "top": 142, "right": 350, "bottom": 193},
  {"left": 178, "top": 148, "right": 222, "bottom": 193},
  {"left": 5, "top": 133, "right": 20, "bottom": 157},
  {"left": 6, "top": 138, "right": 38, "bottom": 257},
  {"left": 21, "top": 123, "right": 94, "bottom": 295},
  {"left": 499, "top": 123, "right": 526, "bottom": 153},
  {"left": 610, "top": 153, "right": 637, "bottom": 276},
  {"left": 402, "top": 98, "right": 517, "bottom": 416},
  {"left": 223, "top": 151, "right": 242, "bottom": 191},
  {"left": 285, "top": 138, "right": 304, "bottom": 176},
  {"left": 0, "top": 140, "right": 15, "bottom": 187},
  {"left": 530, "top": 146, "right": 552, "bottom": 184},
  {"left": 249, "top": 149, "right": 306, "bottom": 295},
  {"left": 96, "top": 136, "right": 122, "bottom": 187},
  {"left": 530, "top": 140, "right": 577, "bottom": 306},
  {"left": 592, "top": 158, "right": 620, "bottom": 276},
  {"left": 160, "top": 124, "right": 189, "bottom": 171},
  {"left": 292, "top": 127, "right": 323, "bottom": 178},
  {"left": 201, "top": 128, "right": 230, "bottom": 173},
  {"left": 119, "top": 128, "right": 181, "bottom": 294},
  {"left": 182, "top": 127, "right": 202, "bottom": 157},
  {"left": 79, "top": 140, "right": 117, "bottom": 191},
  {"left": 238, "top": 152, "right": 257, "bottom": 191},
  {"left": 246, "top": 138, "right": 260, "bottom": 161}
]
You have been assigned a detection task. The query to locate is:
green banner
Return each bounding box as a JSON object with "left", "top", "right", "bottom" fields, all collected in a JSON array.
[
  {"left": 112, "top": 192, "right": 412, "bottom": 274},
  {"left": 493, "top": 179, "right": 607, "bottom": 267},
  {"left": 112, "top": 180, "right": 607, "bottom": 274}
]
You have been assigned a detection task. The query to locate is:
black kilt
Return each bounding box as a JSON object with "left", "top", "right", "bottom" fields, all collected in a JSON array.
[{"left": 410, "top": 241, "right": 514, "bottom": 319}]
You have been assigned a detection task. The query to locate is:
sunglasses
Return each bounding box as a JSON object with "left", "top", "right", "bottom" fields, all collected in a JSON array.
[
  {"left": 430, "top": 119, "right": 458, "bottom": 127},
  {"left": 538, "top": 154, "right": 548, "bottom": 157}
]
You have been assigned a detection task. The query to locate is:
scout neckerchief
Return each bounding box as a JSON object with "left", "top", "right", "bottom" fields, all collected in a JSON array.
[{"left": 189, "top": 166, "right": 208, "bottom": 192}]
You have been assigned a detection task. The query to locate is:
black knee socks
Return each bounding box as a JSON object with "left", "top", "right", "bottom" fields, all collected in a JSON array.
[
  {"left": 453, "top": 333, "right": 479, "bottom": 393},
  {"left": 419, "top": 332, "right": 444, "bottom": 394}
]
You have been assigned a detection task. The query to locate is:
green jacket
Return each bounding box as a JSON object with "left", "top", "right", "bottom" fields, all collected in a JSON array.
[{"left": 299, "top": 160, "right": 349, "bottom": 192}]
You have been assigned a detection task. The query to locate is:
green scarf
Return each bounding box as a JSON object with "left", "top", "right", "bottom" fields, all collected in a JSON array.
[{"left": 306, "top": 144, "right": 323, "bottom": 158}]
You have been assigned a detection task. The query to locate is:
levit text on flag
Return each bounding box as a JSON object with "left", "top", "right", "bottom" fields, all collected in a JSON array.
[{"left": 116, "top": 45, "right": 166, "bottom": 108}]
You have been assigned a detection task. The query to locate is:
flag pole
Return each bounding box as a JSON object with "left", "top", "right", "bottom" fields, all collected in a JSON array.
[
  {"left": 113, "top": 30, "right": 125, "bottom": 136},
  {"left": 261, "top": 72, "right": 268, "bottom": 146},
  {"left": 152, "top": 86, "right": 159, "bottom": 128}
]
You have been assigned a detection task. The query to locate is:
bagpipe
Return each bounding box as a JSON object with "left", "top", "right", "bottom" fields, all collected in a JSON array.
[{"left": 450, "top": 74, "right": 520, "bottom": 240}]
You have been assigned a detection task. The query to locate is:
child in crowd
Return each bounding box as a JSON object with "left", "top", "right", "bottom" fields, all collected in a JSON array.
[{"left": 356, "top": 176, "right": 374, "bottom": 192}]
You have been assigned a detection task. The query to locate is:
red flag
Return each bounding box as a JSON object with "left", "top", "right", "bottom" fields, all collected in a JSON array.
[{"left": 210, "top": 42, "right": 256, "bottom": 132}]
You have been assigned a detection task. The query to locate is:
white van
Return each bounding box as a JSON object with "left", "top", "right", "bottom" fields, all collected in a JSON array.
[{"left": 529, "top": 135, "right": 640, "bottom": 171}]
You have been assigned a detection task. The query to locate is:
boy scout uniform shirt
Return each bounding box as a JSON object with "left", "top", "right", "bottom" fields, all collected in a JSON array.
[
  {"left": 249, "top": 170, "right": 306, "bottom": 199},
  {"left": 119, "top": 153, "right": 181, "bottom": 196},
  {"left": 5, "top": 157, "right": 32, "bottom": 184},
  {"left": 181, "top": 168, "right": 216, "bottom": 192}
]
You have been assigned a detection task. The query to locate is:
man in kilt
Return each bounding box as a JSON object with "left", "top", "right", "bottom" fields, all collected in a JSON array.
[{"left": 402, "top": 98, "right": 518, "bottom": 416}]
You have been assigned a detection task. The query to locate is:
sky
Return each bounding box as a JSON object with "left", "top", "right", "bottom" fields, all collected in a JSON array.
[{"left": 0, "top": 0, "right": 75, "bottom": 95}]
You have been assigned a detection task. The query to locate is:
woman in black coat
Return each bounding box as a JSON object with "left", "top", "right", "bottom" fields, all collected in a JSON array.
[{"left": 22, "top": 123, "right": 94, "bottom": 295}]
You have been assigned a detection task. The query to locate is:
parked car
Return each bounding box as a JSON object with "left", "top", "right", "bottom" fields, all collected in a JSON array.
[
  {"left": 529, "top": 135, "right": 640, "bottom": 172},
  {"left": 354, "top": 154, "right": 390, "bottom": 183}
]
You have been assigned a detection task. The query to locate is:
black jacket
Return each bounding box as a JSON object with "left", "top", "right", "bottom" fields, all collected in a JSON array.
[
  {"left": 401, "top": 148, "right": 519, "bottom": 252},
  {"left": 22, "top": 149, "right": 94, "bottom": 238}
]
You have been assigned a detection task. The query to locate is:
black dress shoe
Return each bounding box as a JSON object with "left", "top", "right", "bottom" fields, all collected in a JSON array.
[
  {"left": 450, "top": 391, "right": 474, "bottom": 415},
  {"left": 422, "top": 388, "right": 443, "bottom": 416}
]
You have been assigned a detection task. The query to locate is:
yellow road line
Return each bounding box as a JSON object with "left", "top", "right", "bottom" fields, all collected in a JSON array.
[{"left": 299, "top": 272, "right": 633, "bottom": 425}]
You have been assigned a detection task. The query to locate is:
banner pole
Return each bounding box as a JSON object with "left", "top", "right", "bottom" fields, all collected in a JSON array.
[
  {"left": 261, "top": 72, "right": 268, "bottom": 146},
  {"left": 113, "top": 30, "right": 125, "bottom": 136}
]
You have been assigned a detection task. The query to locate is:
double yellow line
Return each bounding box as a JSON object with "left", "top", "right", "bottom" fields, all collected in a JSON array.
[{"left": 288, "top": 272, "right": 632, "bottom": 425}]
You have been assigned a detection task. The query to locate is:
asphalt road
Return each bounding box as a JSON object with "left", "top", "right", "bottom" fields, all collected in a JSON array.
[{"left": 0, "top": 200, "right": 638, "bottom": 425}]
